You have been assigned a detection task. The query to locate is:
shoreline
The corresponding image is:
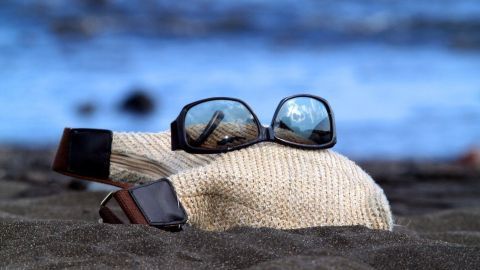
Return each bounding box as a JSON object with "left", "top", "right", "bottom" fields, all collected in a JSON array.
[
  {"left": 0, "top": 145, "right": 480, "bottom": 215},
  {"left": 1, "top": 145, "right": 479, "bottom": 216}
]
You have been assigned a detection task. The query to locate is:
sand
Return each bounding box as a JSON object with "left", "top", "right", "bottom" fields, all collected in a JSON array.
[{"left": 0, "top": 148, "right": 479, "bottom": 269}]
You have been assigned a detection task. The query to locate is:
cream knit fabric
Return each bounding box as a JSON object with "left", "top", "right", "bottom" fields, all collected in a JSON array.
[{"left": 110, "top": 132, "right": 393, "bottom": 231}]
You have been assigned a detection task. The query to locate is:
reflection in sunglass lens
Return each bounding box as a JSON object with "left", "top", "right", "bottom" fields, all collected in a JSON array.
[
  {"left": 273, "top": 97, "right": 332, "bottom": 145},
  {"left": 185, "top": 100, "right": 259, "bottom": 150}
]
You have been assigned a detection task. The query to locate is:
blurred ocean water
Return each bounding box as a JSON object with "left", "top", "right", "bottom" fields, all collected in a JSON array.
[{"left": 0, "top": 0, "right": 479, "bottom": 159}]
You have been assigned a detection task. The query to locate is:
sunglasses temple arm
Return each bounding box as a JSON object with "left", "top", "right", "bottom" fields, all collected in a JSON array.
[{"left": 170, "top": 120, "right": 180, "bottom": 150}]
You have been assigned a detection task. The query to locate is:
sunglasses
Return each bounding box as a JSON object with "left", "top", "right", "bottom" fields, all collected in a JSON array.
[{"left": 171, "top": 94, "right": 336, "bottom": 154}]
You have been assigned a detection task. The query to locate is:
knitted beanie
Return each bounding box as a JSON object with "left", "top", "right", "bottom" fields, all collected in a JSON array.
[{"left": 109, "top": 132, "right": 393, "bottom": 231}]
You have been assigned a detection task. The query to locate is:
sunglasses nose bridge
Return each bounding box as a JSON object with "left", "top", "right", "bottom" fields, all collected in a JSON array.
[{"left": 261, "top": 126, "right": 275, "bottom": 141}]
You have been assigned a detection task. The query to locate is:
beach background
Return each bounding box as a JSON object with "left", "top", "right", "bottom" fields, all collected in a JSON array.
[
  {"left": 1, "top": 0, "right": 480, "bottom": 269},
  {"left": 1, "top": 0, "right": 480, "bottom": 159}
]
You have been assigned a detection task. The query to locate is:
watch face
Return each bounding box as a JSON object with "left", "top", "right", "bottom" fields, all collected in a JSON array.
[{"left": 130, "top": 179, "right": 187, "bottom": 227}]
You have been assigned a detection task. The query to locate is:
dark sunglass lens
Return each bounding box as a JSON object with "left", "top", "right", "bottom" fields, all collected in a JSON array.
[
  {"left": 273, "top": 97, "right": 332, "bottom": 146},
  {"left": 185, "top": 100, "right": 259, "bottom": 150}
]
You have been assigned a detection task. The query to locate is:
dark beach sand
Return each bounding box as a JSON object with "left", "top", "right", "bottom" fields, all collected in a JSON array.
[{"left": 0, "top": 148, "right": 479, "bottom": 269}]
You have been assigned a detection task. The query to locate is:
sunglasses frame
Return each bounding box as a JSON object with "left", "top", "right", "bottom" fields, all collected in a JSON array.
[{"left": 171, "top": 94, "right": 336, "bottom": 154}]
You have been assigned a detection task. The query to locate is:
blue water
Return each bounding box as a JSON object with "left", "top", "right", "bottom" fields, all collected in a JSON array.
[{"left": 1, "top": 1, "right": 480, "bottom": 159}]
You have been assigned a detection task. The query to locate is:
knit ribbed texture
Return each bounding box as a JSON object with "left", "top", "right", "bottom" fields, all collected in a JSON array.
[
  {"left": 111, "top": 132, "right": 217, "bottom": 184},
  {"left": 110, "top": 131, "right": 393, "bottom": 231}
]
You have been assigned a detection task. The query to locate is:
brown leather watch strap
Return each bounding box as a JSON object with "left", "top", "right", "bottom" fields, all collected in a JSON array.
[
  {"left": 98, "top": 179, "right": 188, "bottom": 230},
  {"left": 52, "top": 128, "right": 132, "bottom": 189},
  {"left": 52, "top": 128, "right": 187, "bottom": 229},
  {"left": 99, "top": 206, "right": 123, "bottom": 224},
  {"left": 114, "top": 190, "right": 149, "bottom": 224},
  {"left": 99, "top": 190, "right": 148, "bottom": 225}
]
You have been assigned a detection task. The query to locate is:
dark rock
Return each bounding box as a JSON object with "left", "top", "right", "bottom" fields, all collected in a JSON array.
[
  {"left": 451, "top": 33, "right": 480, "bottom": 50},
  {"left": 214, "top": 9, "right": 254, "bottom": 33},
  {"left": 85, "top": 0, "right": 111, "bottom": 9},
  {"left": 68, "top": 179, "right": 89, "bottom": 191},
  {"left": 51, "top": 16, "right": 97, "bottom": 37},
  {"left": 13, "top": 185, "right": 65, "bottom": 199},
  {"left": 77, "top": 102, "right": 96, "bottom": 117},
  {"left": 119, "top": 89, "right": 156, "bottom": 116},
  {"left": 459, "top": 148, "right": 480, "bottom": 168}
]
